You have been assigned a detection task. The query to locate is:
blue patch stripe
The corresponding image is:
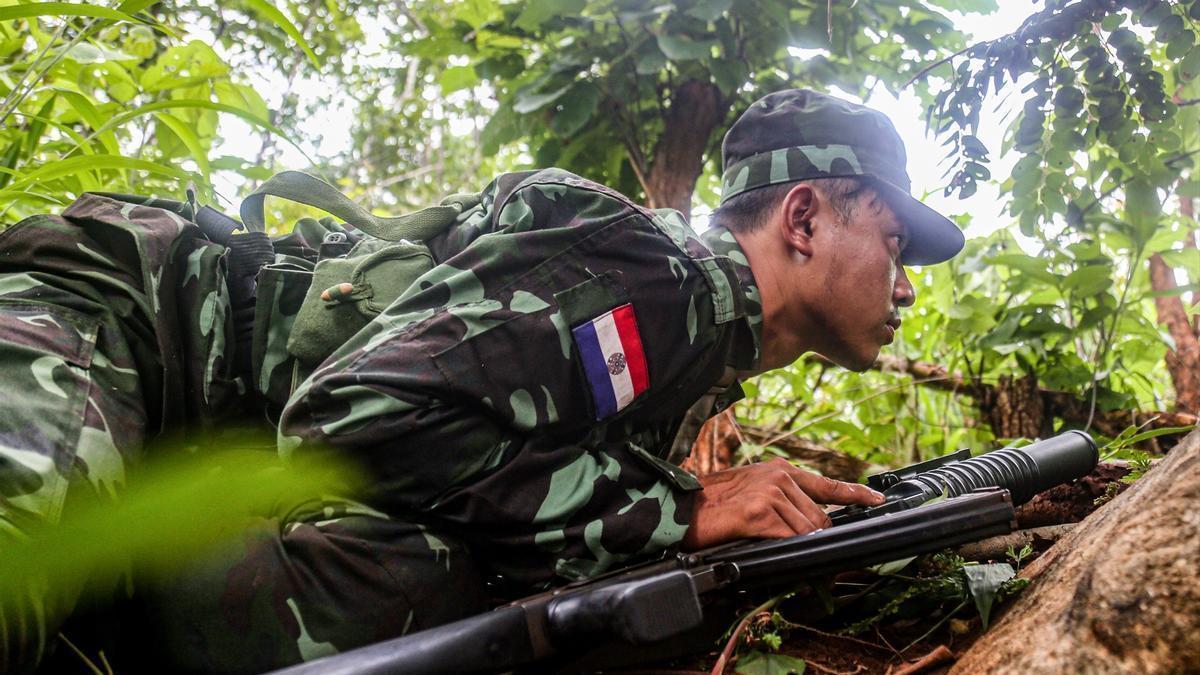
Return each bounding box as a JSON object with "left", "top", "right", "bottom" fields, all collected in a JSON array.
[{"left": 573, "top": 320, "right": 617, "bottom": 419}]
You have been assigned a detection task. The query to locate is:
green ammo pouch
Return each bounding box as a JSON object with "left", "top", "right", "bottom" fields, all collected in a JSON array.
[
  {"left": 239, "top": 171, "right": 481, "bottom": 368},
  {"left": 287, "top": 239, "right": 434, "bottom": 365}
]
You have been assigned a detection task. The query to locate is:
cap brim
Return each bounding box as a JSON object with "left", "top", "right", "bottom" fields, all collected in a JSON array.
[{"left": 874, "top": 182, "right": 964, "bottom": 266}]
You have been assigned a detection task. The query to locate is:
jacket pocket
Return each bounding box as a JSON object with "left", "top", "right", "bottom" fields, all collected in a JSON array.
[{"left": 0, "top": 299, "right": 99, "bottom": 524}]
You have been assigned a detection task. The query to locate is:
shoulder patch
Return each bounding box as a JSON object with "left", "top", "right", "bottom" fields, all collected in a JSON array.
[{"left": 572, "top": 303, "right": 649, "bottom": 419}]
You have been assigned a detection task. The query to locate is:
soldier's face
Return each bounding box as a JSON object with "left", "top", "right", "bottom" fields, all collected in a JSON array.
[{"left": 806, "top": 193, "right": 915, "bottom": 371}]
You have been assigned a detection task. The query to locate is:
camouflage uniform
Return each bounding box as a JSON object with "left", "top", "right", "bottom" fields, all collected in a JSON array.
[{"left": 143, "top": 168, "right": 765, "bottom": 672}]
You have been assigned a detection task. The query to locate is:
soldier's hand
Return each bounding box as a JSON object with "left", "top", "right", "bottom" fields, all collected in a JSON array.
[{"left": 680, "top": 458, "right": 885, "bottom": 551}]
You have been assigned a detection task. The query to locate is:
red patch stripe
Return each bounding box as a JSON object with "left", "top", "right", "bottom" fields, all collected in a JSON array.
[{"left": 612, "top": 304, "right": 649, "bottom": 396}]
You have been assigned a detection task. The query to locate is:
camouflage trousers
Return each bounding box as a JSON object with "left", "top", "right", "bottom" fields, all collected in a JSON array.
[{"left": 144, "top": 507, "right": 488, "bottom": 673}]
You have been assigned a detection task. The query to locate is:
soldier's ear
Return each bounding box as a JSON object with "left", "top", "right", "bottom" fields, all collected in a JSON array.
[{"left": 780, "top": 183, "right": 816, "bottom": 258}]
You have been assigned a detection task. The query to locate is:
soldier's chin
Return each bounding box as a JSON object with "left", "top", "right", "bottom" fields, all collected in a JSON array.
[{"left": 819, "top": 346, "right": 879, "bottom": 373}]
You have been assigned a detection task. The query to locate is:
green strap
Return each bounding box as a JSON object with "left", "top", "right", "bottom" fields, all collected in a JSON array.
[{"left": 239, "top": 170, "right": 480, "bottom": 242}]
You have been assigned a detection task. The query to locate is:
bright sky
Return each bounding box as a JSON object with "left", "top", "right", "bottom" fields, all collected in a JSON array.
[{"left": 211, "top": 4, "right": 1033, "bottom": 243}]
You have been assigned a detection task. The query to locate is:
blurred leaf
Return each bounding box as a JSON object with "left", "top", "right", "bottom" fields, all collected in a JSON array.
[
  {"left": 154, "top": 111, "right": 210, "bottom": 179},
  {"left": 238, "top": 0, "right": 321, "bottom": 70},
  {"left": 515, "top": 0, "right": 586, "bottom": 31},
  {"left": 0, "top": 2, "right": 144, "bottom": 23},
  {"left": 656, "top": 33, "right": 715, "bottom": 61},
  {"left": 513, "top": 83, "right": 574, "bottom": 114},
  {"left": 1063, "top": 265, "right": 1113, "bottom": 295},
  {"left": 439, "top": 65, "right": 478, "bottom": 94},
  {"left": 550, "top": 82, "right": 599, "bottom": 137},
  {"left": 687, "top": 0, "right": 733, "bottom": 21},
  {"left": 0, "top": 442, "right": 356, "bottom": 602}
]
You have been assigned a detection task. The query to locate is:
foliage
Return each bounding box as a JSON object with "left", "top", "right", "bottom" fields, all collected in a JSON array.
[
  {"left": 739, "top": 1, "right": 1198, "bottom": 465},
  {"left": 918, "top": 0, "right": 1199, "bottom": 428},
  {"left": 397, "top": 0, "right": 984, "bottom": 207},
  {"left": 0, "top": 0, "right": 317, "bottom": 222}
]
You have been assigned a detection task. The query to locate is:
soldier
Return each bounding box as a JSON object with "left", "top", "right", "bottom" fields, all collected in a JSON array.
[
  {"left": 0, "top": 88, "right": 964, "bottom": 672},
  {"left": 147, "top": 88, "right": 964, "bottom": 671}
]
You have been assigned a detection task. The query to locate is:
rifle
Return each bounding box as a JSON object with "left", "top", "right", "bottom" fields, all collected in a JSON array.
[{"left": 271, "top": 430, "right": 1098, "bottom": 675}]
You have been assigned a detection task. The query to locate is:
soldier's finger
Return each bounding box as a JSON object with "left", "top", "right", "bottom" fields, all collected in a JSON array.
[
  {"left": 770, "top": 500, "right": 817, "bottom": 537},
  {"left": 790, "top": 471, "right": 885, "bottom": 506},
  {"left": 777, "top": 478, "right": 833, "bottom": 530}
]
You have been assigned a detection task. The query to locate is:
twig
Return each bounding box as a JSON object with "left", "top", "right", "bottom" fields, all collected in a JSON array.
[
  {"left": 903, "top": 44, "right": 975, "bottom": 89},
  {"left": 710, "top": 597, "right": 781, "bottom": 675},
  {"left": 806, "top": 659, "right": 866, "bottom": 675},
  {"left": 888, "top": 645, "right": 955, "bottom": 675},
  {"left": 788, "top": 623, "right": 894, "bottom": 653}
]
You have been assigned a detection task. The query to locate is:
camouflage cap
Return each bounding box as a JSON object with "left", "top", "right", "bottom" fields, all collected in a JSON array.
[{"left": 720, "top": 89, "right": 964, "bottom": 266}]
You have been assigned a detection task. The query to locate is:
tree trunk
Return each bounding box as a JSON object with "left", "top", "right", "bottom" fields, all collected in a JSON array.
[
  {"left": 951, "top": 428, "right": 1200, "bottom": 674},
  {"left": 976, "top": 373, "right": 1051, "bottom": 439},
  {"left": 1147, "top": 197, "right": 1200, "bottom": 413},
  {"left": 641, "top": 80, "right": 725, "bottom": 220}
]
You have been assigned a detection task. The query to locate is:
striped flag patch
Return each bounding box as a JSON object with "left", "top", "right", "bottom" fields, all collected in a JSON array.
[{"left": 571, "top": 303, "right": 649, "bottom": 420}]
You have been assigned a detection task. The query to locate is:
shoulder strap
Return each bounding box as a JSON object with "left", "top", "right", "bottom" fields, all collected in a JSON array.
[{"left": 239, "top": 171, "right": 480, "bottom": 242}]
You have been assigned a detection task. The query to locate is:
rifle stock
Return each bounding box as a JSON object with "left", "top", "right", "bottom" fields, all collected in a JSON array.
[{"left": 270, "top": 431, "right": 1098, "bottom": 675}]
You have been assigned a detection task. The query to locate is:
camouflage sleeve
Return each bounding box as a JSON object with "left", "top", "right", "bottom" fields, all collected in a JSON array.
[{"left": 279, "top": 178, "right": 735, "bottom": 586}]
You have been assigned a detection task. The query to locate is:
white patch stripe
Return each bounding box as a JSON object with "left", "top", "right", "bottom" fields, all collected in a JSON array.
[{"left": 592, "top": 311, "right": 635, "bottom": 410}]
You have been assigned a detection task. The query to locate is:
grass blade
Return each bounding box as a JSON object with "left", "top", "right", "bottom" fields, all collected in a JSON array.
[
  {"left": 0, "top": 2, "right": 144, "bottom": 24},
  {"left": 6, "top": 154, "right": 194, "bottom": 191},
  {"left": 153, "top": 111, "right": 211, "bottom": 180}
]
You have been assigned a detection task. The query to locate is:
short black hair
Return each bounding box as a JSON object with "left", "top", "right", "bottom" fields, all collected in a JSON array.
[{"left": 711, "top": 176, "right": 876, "bottom": 233}]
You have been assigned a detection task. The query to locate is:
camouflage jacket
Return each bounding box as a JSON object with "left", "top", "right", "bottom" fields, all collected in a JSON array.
[{"left": 278, "top": 168, "right": 764, "bottom": 588}]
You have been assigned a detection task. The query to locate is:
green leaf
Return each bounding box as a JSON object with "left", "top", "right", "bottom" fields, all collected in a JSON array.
[
  {"left": 990, "top": 253, "right": 1058, "bottom": 284},
  {"left": 0, "top": 2, "right": 144, "bottom": 23},
  {"left": 1063, "top": 265, "right": 1113, "bottom": 296},
  {"left": 1160, "top": 248, "right": 1200, "bottom": 272},
  {"left": 636, "top": 45, "right": 667, "bottom": 75},
  {"left": 238, "top": 0, "right": 321, "bottom": 71},
  {"left": 5, "top": 155, "right": 193, "bottom": 192},
  {"left": 514, "top": 0, "right": 585, "bottom": 31},
  {"left": 686, "top": 0, "right": 733, "bottom": 21},
  {"left": 656, "top": 32, "right": 715, "bottom": 61},
  {"left": 1178, "top": 47, "right": 1200, "bottom": 81},
  {"left": 736, "top": 650, "right": 807, "bottom": 675},
  {"left": 550, "top": 82, "right": 600, "bottom": 137},
  {"left": 439, "top": 65, "right": 478, "bottom": 94},
  {"left": 963, "top": 562, "right": 1015, "bottom": 628},
  {"left": 70, "top": 99, "right": 304, "bottom": 160},
  {"left": 116, "top": 0, "right": 162, "bottom": 12},
  {"left": 63, "top": 42, "right": 135, "bottom": 64},
  {"left": 710, "top": 59, "right": 749, "bottom": 95},
  {"left": 1122, "top": 424, "right": 1198, "bottom": 447},
  {"left": 54, "top": 89, "right": 121, "bottom": 156},
  {"left": 513, "top": 82, "right": 574, "bottom": 114},
  {"left": 154, "top": 111, "right": 210, "bottom": 179},
  {"left": 1124, "top": 178, "right": 1162, "bottom": 243}
]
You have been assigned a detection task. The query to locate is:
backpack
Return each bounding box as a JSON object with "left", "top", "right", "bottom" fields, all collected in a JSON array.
[{"left": 234, "top": 171, "right": 483, "bottom": 415}]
